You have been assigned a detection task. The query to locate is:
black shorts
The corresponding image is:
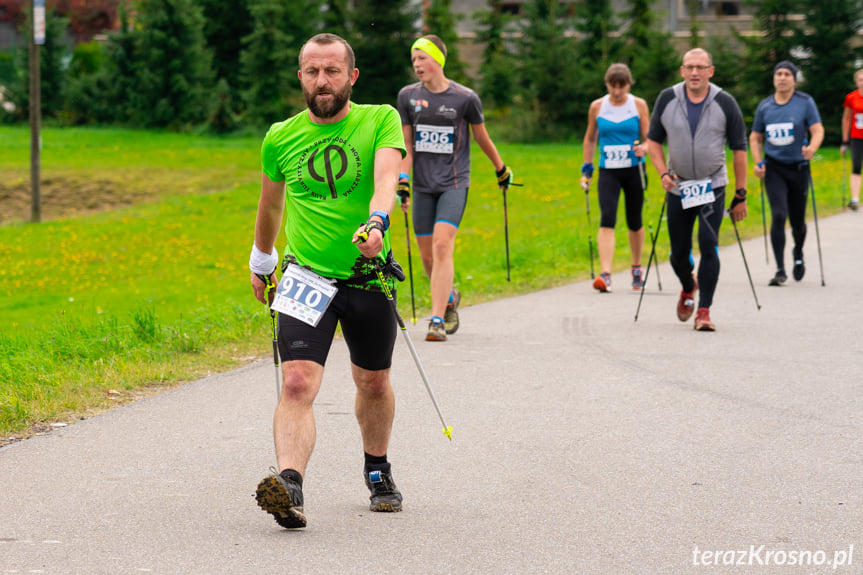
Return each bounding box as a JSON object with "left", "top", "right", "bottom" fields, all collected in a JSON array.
[{"left": 277, "top": 285, "right": 397, "bottom": 371}]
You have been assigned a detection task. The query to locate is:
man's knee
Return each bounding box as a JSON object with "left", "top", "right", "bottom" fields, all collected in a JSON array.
[
  {"left": 354, "top": 369, "right": 391, "bottom": 396},
  {"left": 281, "top": 364, "right": 320, "bottom": 402}
]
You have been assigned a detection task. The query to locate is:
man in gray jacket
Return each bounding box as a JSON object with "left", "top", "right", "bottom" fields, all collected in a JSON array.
[{"left": 647, "top": 48, "right": 748, "bottom": 332}]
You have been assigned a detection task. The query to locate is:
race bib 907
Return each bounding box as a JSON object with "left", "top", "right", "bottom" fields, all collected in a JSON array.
[
  {"left": 415, "top": 123, "right": 454, "bottom": 154},
  {"left": 679, "top": 178, "right": 715, "bottom": 210},
  {"left": 271, "top": 264, "right": 338, "bottom": 327}
]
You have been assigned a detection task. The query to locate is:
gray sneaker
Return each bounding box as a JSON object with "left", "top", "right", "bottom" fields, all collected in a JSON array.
[
  {"left": 255, "top": 468, "right": 307, "bottom": 529},
  {"left": 426, "top": 318, "right": 446, "bottom": 341},
  {"left": 364, "top": 466, "right": 403, "bottom": 512},
  {"left": 443, "top": 288, "right": 461, "bottom": 334}
]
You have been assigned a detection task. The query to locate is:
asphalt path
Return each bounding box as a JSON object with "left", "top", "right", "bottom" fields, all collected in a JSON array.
[{"left": 2, "top": 212, "right": 861, "bottom": 575}]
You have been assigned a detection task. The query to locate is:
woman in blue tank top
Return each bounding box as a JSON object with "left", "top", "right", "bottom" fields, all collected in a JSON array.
[{"left": 582, "top": 63, "right": 651, "bottom": 293}]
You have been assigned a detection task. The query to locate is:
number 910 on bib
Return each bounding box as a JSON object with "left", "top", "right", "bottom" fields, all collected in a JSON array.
[{"left": 271, "top": 264, "right": 338, "bottom": 327}]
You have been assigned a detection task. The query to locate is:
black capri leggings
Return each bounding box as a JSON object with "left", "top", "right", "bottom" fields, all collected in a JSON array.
[
  {"left": 764, "top": 158, "right": 808, "bottom": 271},
  {"left": 851, "top": 138, "right": 863, "bottom": 174},
  {"left": 597, "top": 165, "right": 645, "bottom": 230}
]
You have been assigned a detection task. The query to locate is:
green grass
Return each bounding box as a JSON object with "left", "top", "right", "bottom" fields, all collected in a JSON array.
[{"left": 0, "top": 125, "right": 851, "bottom": 436}]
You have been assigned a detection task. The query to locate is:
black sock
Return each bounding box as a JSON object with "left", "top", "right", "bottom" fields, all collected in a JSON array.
[
  {"left": 364, "top": 452, "right": 388, "bottom": 471},
  {"left": 279, "top": 468, "right": 303, "bottom": 487}
]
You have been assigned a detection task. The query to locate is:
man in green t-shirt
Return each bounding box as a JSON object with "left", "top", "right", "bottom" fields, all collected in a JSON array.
[{"left": 248, "top": 33, "right": 407, "bottom": 529}]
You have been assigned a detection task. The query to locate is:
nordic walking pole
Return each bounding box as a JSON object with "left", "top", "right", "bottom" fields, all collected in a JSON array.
[
  {"left": 355, "top": 232, "right": 452, "bottom": 440},
  {"left": 729, "top": 215, "right": 762, "bottom": 311},
  {"left": 648, "top": 225, "right": 662, "bottom": 291},
  {"left": 582, "top": 177, "right": 595, "bottom": 279},
  {"left": 257, "top": 274, "right": 281, "bottom": 401},
  {"left": 808, "top": 172, "right": 826, "bottom": 286},
  {"left": 635, "top": 195, "right": 667, "bottom": 322},
  {"left": 402, "top": 209, "right": 416, "bottom": 324},
  {"left": 759, "top": 168, "right": 769, "bottom": 265},
  {"left": 502, "top": 184, "right": 511, "bottom": 282},
  {"left": 842, "top": 149, "right": 848, "bottom": 209}
]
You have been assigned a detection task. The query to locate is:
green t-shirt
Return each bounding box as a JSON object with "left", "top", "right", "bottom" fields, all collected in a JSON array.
[{"left": 262, "top": 103, "right": 406, "bottom": 287}]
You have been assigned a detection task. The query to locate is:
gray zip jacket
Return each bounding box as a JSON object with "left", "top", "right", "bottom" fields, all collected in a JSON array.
[{"left": 647, "top": 82, "right": 747, "bottom": 196}]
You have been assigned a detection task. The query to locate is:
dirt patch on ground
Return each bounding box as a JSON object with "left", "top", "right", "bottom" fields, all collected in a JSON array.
[{"left": 0, "top": 175, "right": 157, "bottom": 225}]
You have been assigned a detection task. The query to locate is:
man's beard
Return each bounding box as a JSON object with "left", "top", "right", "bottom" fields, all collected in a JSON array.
[{"left": 305, "top": 83, "right": 351, "bottom": 118}]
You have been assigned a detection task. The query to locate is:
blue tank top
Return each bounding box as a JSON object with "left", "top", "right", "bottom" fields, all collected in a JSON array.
[{"left": 596, "top": 94, "right": 641, "bottom": 169}]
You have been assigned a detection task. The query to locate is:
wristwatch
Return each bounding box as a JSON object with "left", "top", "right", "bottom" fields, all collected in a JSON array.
[{"left": 369, "top": 210, "right": 390, "bottom": 231}]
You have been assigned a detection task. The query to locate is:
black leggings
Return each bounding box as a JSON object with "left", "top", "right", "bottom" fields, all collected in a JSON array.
[
  {"left": 764, "top": 158, "right": 808, "bottom": 271},
  {"left": 597, "top": 166, "right": 645, "bottom": 230},
  {"left": 852, "top": 138, "right": 863, "bottom": 174},
  {"left": 666, "top": 188, "right": 725, "bottom": 309}
]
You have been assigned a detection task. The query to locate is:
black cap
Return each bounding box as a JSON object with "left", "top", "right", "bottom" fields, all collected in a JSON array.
[{"left": 774, "top": 60, "right": 799, "bottom": 79}]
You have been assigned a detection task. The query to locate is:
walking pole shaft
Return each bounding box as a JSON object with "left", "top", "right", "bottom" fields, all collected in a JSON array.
[
  {"left": 730, "top": 216, "right": 761, "bottom": 310},
  {"left": 808, "top": 173, "right": 826, "bottom": 286},
  {"left": 404, "top": 210, "right": 416, "bottom": 323},
  {"left": 503, "top": 187, "right": 511, "bottom": 281},
  {"left": 635, "top": 195, "right": 666, "bottom": 322}
]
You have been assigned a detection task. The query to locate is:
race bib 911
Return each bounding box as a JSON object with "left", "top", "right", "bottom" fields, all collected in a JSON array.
[
  {"left": 765, "top": 122, "right": 794, "bottom": 146},
  {"left": 271, "top": 264, "right": 338, "bottom": 327},
  {"left": 679, "top": 178, "right": 715, "bottom": 210},
  {"left": 415, "top": 124, "right": 454, "bottom": 154}
]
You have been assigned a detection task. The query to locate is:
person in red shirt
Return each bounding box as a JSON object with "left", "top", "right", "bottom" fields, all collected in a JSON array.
[{"left": 841, "top": 68, "right": 863, "bottom": 211}]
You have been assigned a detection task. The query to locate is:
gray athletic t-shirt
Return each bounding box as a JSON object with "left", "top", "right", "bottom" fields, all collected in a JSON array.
[{"left": 397, "top": 80, "right": 484, "bottom": 194}]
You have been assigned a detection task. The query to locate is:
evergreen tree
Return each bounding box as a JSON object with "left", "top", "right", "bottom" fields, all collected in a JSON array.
[
  {"left": 200, "top": 0, "right": 253, "bottom": 96},
  {"left": 132, "top": 0, "right": 215, "bottom": 128},
  {"left": 575, "top": 0, "right": 621, "bottom": 70},
  {"left": 795, "top": 0, "right": 863, "bottom": 144},
  {"left": 348, "top": 0, "right": 417, "bottom": 106},
  {"left": 424, "top": 0, "right": 469, "bottom": 85},
  {"left": 240, "top": 0, "right": 318, "bottom": 127},
  {"left": 736, "top": 0, "right": 801, "bottom": 119},
  {"left": 472, "top": 0, "right": 516, "bottom": 109},
  {"left": 322, "top": 0, "right": 350, "bottom": 38},
  {"left": 619, "top": 0, "right": 679, "bottom": 107},
  {"left": 516, "top": 0, "right": 581, "bottom": 136}
]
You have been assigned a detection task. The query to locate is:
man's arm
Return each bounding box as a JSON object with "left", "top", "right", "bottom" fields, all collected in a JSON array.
[
  {"left": 251, "top": 174, "right": 286, "bottom": 303},
  {"left": 354, "top": 146, "right": 402, "bottom": 259},
  {"left": 842, "top": 107, "right": 852, "bottom": 151},
  {"left": 749, "top": 131, "right": 765, "bottom": 178},
  {"left": 398, "top": 124, "right": 414, "bottom": 213},
  {"left": 729, "top": 149, "right": 748, "bottom": 222},
  {"left": 646, "top": 139, "right": 675, "bottom": 192},
  {"left": 802, "top": 122, "right": 824, "bottom": 161},
  {"left": 471, "top": 122, "right": 504, "bottom": 171}
]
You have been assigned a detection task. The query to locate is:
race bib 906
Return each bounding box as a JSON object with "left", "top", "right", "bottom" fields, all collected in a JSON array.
[
  {"left": 415, "top": 123, "right": 454, "bottom": 154},
  {"left": 679, "top": 178, "right": 715, "bottom": 210},
  {"left": 271, "top": 264, "right": 338, "bottom": 327}
]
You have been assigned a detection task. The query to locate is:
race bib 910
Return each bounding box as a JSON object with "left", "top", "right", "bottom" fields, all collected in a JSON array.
[
  {"left": 415, "top": 124, "right": 454, "bottom": 154},
  {"left": 271, "top": 264, "right": 338, "bottom": 327},
  {"left": 679, "top": 178, "right": 715, "bottom": 210}
]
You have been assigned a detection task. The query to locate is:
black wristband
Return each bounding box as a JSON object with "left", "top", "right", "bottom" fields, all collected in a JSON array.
[
  {"left": 843, "top": 140, "right": 850, "bottom": 146},
  {"left": 661, "top": 172, "right": 671, "bottom": 180},
  {"left": 734, "top": 188, "right": 747, "bottom": 198},
  {"left": 364, "top": 220, "right": 385, "bottom": 237}
]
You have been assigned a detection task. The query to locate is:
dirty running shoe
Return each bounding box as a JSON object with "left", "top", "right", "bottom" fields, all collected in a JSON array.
[
  {"left": 631, "top": 267, "right": 644, "bottom": 291},
  {"left": 255, "top": 468, "right": 306, "bottom": 529},
  {"left": 444, "top": 288, "right": 461, "bottom": 334},
  {"left": 768, "top": 269, "right": 787, "bottom": 286},
  {"left": 593, "top": 272, "right": 612, "bottom": 293},
  {"left": 849, "top": 199, "right": 859, "bottom": 211},
  {"left": 364, "top": 466, "right": 403, "bottom": 512},
  {"left": 693, "top": 307, "right": 716, "bottom": 331},
  {"left": 676, "top": 276, "right": 697, "bottom": 322},
  {"left": 426, "top": 317, "right": 446, "bottom": 341}
]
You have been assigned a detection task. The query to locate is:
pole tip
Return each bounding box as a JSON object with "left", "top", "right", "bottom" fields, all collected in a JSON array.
[{"left": 442, "top": 426, "right": 453, "bottom": 440}]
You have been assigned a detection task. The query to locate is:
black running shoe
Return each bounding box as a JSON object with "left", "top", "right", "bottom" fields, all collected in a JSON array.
[
  {"left": 364, "top": 466, "right": 403, "bottom": 512},
  {"left": 768, "top": 270, "right": 787, "bottom": 286},
  {"left": 255, "top": 468, "right": 307, "bottom": 529},
  {"left": 793, "top": 259, "right": 805, "bottom": 281}
]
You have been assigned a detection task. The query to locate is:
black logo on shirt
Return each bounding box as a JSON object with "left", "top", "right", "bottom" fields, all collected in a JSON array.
[{"left": 297, "top": 138, "right": 363, "bottom": 200}]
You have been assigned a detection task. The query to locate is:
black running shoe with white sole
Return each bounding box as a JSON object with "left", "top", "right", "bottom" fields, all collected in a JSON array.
[{"left": 255, "top": 468, "right": 307, "bottom": 529}]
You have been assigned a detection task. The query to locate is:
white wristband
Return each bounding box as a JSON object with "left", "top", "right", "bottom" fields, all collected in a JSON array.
[{"left": 249, "top": 243, "right": 279, "bottom": 275}]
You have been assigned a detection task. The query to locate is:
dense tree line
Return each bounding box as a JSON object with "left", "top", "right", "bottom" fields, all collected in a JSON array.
[{"left": 0, "top": 0, "right": 860, "bottom": 142}]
